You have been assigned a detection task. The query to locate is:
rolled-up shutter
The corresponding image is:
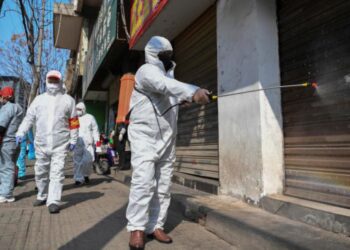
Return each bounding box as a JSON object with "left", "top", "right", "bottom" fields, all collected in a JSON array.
[
  {"left": 278, "top": 0, "right": 350, "bottom": 207},
  {"left": 173, "top": 6, "right": 219, "bottom": 180}
]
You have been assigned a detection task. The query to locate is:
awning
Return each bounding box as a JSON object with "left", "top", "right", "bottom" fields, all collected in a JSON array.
[
  {"left": 74, "top": 0, "right": 103, "bottom": 13},
  {"left": 53, "top": 3, "right": 83, "bottom": 51}
]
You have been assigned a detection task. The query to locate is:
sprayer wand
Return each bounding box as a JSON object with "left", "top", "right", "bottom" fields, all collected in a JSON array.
[
  {"left": 207, "top": 82, "right": 318, "bottom": 101},
  {"left": 133, "top": 82, "right": 317, "bottom": 117}
]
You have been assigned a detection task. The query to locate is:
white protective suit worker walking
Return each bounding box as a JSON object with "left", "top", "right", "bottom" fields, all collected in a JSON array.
[
  {"left": 126, "top": 36, "right": 210, "bottom": 250},
  {"left": 73, "top": 102, "right": 99, "bottom": 185},
  {"left": 0, "top": 87, "right": 23, "bottom": 203},
  {"left": 16, "top": 70, "right": 79, "bottom": 214}
]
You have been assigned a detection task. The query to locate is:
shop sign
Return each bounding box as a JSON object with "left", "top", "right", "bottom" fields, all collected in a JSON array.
[
  {"left": 83, "top": 0, "right": 117, "bottom": 96},
  {"left": 129, "top": 0, "right": 168, "bottom": 48}
]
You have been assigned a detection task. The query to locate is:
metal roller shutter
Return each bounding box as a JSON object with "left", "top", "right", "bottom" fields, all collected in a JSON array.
[
  {"left": 173, "top": 6, "right": 219, "bottom": 180},
  {"left": 278, "top": 0, "right": 350, "bottom": 207}
]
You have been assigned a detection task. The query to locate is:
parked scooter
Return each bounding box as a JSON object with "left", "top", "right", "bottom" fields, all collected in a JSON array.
[{"left": 94, "top": 133, "right": 118, "bottom": 175}]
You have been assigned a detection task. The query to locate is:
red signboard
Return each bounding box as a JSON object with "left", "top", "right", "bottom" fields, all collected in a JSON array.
[{"left": 129, "top": 0, "right": 168, "bottom": 48}]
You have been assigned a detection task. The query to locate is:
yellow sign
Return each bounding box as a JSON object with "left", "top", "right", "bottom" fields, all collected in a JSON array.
[{"left": 129, "top": 0, "right": 168, "bottom": 48}]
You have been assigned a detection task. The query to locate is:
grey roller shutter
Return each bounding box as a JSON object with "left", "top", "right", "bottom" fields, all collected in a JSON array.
[
  {"left": 173, "top": 5, "right": 219, "bottom": 180},
  {"left": 278, "top": 0, "right": 350, "bottom": 207}
]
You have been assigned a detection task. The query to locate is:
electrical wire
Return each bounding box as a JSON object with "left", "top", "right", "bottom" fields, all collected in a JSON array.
[
  {"left": 134, "top": 87, "right": 180, "bottom": 117},
  {"left": 120, "top": 0, "right": 130, "bottom": 41}
]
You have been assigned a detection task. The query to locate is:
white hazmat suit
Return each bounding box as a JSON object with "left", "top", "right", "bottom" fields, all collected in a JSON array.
[
  {"left": 16, "top": 71, "right": 78, "bottom": 206},
  {"left": 126, "top": 36, "right": 199, "bottom": 233},
  {"left": 73, "top": 102, "right": 99, "bottom": 183}
]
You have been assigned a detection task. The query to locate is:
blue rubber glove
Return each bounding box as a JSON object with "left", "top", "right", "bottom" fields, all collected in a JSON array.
[
  {"left": 16, "top": 136, "right": 23, "bottom": 146},
  {"left": 68, "top": 144, "right": 76, "bottom": 151}
]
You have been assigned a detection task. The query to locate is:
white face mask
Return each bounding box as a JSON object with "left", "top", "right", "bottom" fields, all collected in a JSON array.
[
  {"left": 77, "top": 110, "right": 83, "bottom": 117},
  {"left": 46, "top": 82, "right": 62, "bottom": 95}
]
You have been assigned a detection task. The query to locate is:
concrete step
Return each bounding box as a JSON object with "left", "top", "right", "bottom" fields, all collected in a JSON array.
[
  {"left": 174, "top": 195, "right": 350, "bottom": 250},
  {"left": 113, "top": 170, "right": 350, "bottom": 250},
  {"left": 261, "top": 194, "right": 350, "bottom": 237},
  {"left": 172, "top": 172, "right": 219, "bottom": 194}
]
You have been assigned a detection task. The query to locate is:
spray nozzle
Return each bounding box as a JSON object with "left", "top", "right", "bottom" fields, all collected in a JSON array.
[
  {"left": 302, "top": 82, "right": 318, "bottom": 89},
  {"left": 207, "top": 92, "right": 218, "bottom": 101}
]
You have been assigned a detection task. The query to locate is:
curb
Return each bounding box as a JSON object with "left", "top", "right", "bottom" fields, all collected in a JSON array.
[{"left": 112, "top": 170, "right": 350, "bottom": 250}]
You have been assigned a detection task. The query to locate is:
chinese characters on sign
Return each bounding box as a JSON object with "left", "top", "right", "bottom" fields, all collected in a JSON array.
[
  {"left": 83, "top": 0, "right": 117, "bottom": 95},
  {"left": 95, "top": 1, "right": 113, "bottom": 64},
  {"left": 129, "top": 0, "right": 168, "bottom": 48}
]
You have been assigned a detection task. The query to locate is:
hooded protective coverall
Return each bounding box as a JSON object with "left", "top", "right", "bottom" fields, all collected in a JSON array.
[
  {"left": 16, "top": 73, "right": 78, "bottom": 206},
  {"left": 126, "top": 36, "right": 199, "bottom": 233},
  {"left": 73, "top": 102, "right": 99, "bottom": 182},
  {"left": 0, "top": 101, "right": 23, "bottom": 198}
]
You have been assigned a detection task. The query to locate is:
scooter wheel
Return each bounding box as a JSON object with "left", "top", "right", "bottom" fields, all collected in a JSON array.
[{"left": 95, "top": 160, "right": 110, "bottom": 175}]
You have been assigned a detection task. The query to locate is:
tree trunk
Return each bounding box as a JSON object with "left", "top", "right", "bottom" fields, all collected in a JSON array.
[
  {"left": 28, "top": 66, "right": 40, "bottom": 104},
  {"left": 0, "top": 0, "right": 4, "bottom": 15},
  {"left": 28, "top": 0, "right": 46, "bottom": 104}
]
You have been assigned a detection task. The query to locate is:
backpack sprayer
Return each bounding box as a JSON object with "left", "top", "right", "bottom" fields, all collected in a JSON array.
[{"left": 207, "top": 82, "right": 318, "bottom": 101}]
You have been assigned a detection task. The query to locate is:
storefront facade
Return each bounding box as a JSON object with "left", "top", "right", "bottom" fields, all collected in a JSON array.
[{"left": 55, "top": 0, "right": 350, "bottom": 210}]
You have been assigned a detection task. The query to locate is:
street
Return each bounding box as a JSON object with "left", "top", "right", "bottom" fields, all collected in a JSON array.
[{"left": 0, "top": 160, "right": 235, "bottom": 250}]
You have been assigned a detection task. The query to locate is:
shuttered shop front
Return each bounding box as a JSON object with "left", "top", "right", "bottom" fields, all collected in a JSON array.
[
  {"left": 278, "top": 0, "right": 350, "bottom": 207},
  {"left": 173, "top": 6, "right": 219, "bottom": 181}
]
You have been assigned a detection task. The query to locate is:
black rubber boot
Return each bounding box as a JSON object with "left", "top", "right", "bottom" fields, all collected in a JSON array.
[
  {"left": 48, "top": 204, "right": 60, "bottom": 214},
  {"left": 84, "top": 176, "right": 90, "bottom": 184}
]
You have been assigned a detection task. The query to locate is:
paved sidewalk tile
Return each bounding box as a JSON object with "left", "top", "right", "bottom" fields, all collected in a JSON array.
[{"left": 0, "top": 162, "right": 235, "bottom": 250}]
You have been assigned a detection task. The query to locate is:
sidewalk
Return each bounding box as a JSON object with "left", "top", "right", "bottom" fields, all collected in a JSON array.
[
  {"left": 0, "top": 160, "right": 234, "bottom": 250},
  {"left": 115, "top": 170, "right": 350, "bottom": 250}
]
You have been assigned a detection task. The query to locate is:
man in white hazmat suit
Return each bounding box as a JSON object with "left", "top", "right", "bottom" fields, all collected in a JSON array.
[
  {"left": 16, "top": 70, "right": 79, "bottom": 214},
  {"left": 127, "top": 36, "right": 210, "bottom": 249},
  {"left": 73, "top": 102, "right": 99, "bottom": 185}
]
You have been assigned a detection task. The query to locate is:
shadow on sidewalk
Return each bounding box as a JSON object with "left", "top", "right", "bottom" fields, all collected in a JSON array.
[
  {"left": 63, "top": 177, "right": 114, "bottom": 191},
  {"left": 60, "top": 191, "right": 104, "bottom": 210},
  {"left": 57, "top": 195, "right": 189, "bottom": 249},
  {"left": 14, "top": 174, "right": 35, "bottom": 188},
  {"left": 58, "top": 203, "right": 128, "bottom": 250},
  {"left": 15, "top": 177, "right": 112, "bottom": 201}
]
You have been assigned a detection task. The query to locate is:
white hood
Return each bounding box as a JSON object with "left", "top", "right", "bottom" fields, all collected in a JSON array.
[
  {"left": 45, "top": 70, "right": 64, "bottom": 95},
  {"left": 76, "top": 102, "right": 87, "bottom": 116},
  {"left": 145, "top": 36, "right": 173, "bottom": 71}
]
